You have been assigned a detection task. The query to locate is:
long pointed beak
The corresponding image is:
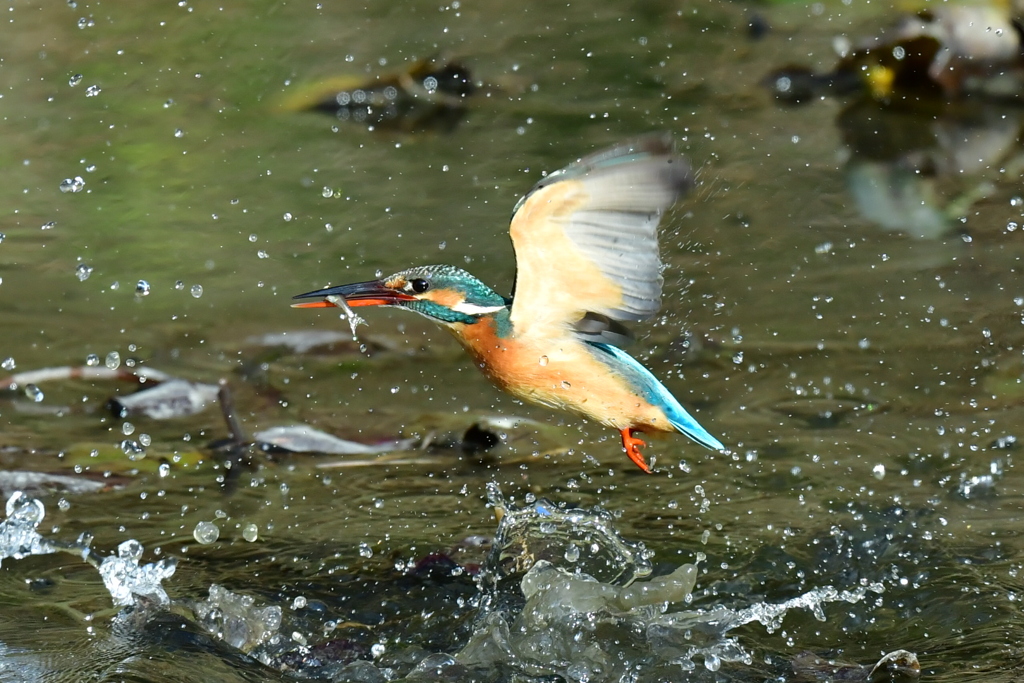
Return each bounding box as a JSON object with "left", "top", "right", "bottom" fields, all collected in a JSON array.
[{"left": 291, "top": 280, "right": 417, "bottom": 309}]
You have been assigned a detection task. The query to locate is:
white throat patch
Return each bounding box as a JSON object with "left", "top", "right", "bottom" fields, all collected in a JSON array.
[{"left": 450, "top": 302, "right": 507, "bottom": 316}]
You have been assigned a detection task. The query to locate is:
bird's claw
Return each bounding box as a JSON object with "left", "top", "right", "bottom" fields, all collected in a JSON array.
[{"left": 620, "top": 428, "right": 652, "bottom": 473}]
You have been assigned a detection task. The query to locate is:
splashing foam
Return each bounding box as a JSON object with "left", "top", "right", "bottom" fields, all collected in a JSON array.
[
  {"left": 0, "top": 491, "right": 176, "bottom": 609},
  {"left": 457, "top": 486, "right": 886, "bottom": 678},
  {"left": 0, "top": 491, "right": 57, "bottom": 566},
  {"left": 190, "top": 584, "right": 283, "bottom": 653},
  {"left": 0, "top": 487, "right": 893, "bottom": 681},
  {"left": 99, "top": 539, "right": 177, "bottom": 607}
]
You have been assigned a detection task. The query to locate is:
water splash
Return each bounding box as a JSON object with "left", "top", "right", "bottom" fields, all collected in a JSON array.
[
  {"left": 0, "top": 492, "right": 56, "bottom": 567},
  {"left": 190, "top": 585, "right": 282, "bottom": 652},
  {"left": 459, "top": 486, "right": 887, "bottom": 679},
  {"left": 99, "top": 539, "right": 177, "bottom": 607},
  {"left": 0, "top": 492, "right": 175, "bottom": 611}
]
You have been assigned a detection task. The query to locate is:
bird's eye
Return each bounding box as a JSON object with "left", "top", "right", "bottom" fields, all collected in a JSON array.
[{"left": 410, "top": 278, "right": 430, "bottom": 293}]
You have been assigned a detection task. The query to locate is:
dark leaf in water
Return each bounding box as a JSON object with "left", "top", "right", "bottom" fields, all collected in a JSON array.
[{"left": 277, "top": 56, "right": 476, "bottom": 132}]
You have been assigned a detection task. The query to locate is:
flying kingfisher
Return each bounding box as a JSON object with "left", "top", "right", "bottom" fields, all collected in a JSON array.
[{"left": 293, "top": 136, "right": 725, "bottom": 472}]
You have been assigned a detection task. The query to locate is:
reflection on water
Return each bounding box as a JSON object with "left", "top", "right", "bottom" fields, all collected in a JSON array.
[{"left": 1, "top": 0, "right": 1024, "bottom": 680}]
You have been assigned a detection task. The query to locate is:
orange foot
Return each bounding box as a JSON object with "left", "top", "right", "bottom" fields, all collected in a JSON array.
[{"left": 619, "top": 428, "right": 652, "bottom": 473}]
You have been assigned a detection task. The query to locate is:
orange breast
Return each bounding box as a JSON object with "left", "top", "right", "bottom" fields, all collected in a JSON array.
[{"left": 449, "top": 317, "right": 674, "bottom": 434}]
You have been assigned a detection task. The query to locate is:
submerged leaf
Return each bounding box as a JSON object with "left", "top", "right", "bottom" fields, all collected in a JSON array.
[
  {"left": 254, "top": 425, "right": 415, "bottom": 455},
  {"left": 110, "top": 379, "right": 220, "bottom": 419}
]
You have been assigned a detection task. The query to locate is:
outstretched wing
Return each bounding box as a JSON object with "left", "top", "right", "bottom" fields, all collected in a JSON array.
[{"left": 508, "top": 135, "right": 692, "bottom": 344}]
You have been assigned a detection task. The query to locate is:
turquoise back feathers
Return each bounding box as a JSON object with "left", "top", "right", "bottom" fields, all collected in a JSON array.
[{"left": 587, "top": 342, "right": 725, "bottom": 452}]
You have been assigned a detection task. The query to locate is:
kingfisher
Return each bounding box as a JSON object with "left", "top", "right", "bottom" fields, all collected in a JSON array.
[{"left": 293, "top": 136, "right": 725, "bottom": 472}]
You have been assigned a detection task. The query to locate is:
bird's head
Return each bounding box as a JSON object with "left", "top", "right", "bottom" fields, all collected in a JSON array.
[{"left": 292, "top": 265, "right": 509, "bottom": 326}]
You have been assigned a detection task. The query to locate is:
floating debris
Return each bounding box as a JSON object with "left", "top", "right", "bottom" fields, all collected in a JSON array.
[
  {"left": 109, "top": 379, "right": 220, "bottom": 419},
  {"left": 0, "top": 471, "right": 105, "bottom": 498},
  {"left": 767, "top": 5, "right": 1024, "bottom": 103},
  {"left": 245, "top": 329, "right": 358, "bottom": 354},
  {"left": 279, "top": 56, "right": 476, "bottom": 132},
  {"left": 0, "top": 364, "right": 172, "bottom": 390},
  {"left": 254, "top": 424, "right": 415, "bottom": 455}
]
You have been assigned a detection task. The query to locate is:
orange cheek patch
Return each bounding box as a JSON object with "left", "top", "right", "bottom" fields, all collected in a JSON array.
[{"left": 424, "top": 290, "right": 464, "bottom": 307}]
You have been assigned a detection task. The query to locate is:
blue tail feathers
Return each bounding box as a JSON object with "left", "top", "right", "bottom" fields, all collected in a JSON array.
[{"left": 587, "top": 342, "right": 725, "bottom": 451}]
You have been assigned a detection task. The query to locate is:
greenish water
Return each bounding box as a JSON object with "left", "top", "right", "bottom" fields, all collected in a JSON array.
[{"left": 2, "top": 0, "right": 1024, "bottom": 680}]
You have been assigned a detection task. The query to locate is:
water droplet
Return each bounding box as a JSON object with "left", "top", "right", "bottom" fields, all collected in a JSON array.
[
  {"left": 190, "top": 284, "right": 203, "bottom": 298},
  {"left": 872, "top": 464, "right": 886, "bottom": 480},
  {"left": 158, "top": 463, "right": 170, "bottom": 478},
  {"left": 85, "top": 84, "right": 101, "bottom": 97},
  {"left": 0, "top": 233, "right": 5, "bottom": 244},
  {"left": 539, "top": 355, "right": 549, "bottom": 366},
  {"left": 370, "top": 643, "right": 386, "bottom": 658},
  {"left": 122, "top": 422, "right": 135, "bottom": 435},
  {"left": 117, "top": 539, "right": 144, "bottom": 561},
  {"left": 6, "top": 492, "right": 45, "bottom": 525},
  {"left": 561, "top": 380, "right": 571, "bottom": 389},
  {"left": 58, "top": 498, "right": 71, "bottom": 511},
  {"left": 248, "top": 233, "right": 257, "bottom": 243},
  {"left": 373, "top": 498, "right": 384, "bottom": 508},
  {"left": 105, "top": 351, "right": 121, "bottom": 369},
  {"left": 24, "top": 384, "right": 44, "bottom": 403},
  {"left": 283, "top": 212, "right": 293, "bottom": 222},
  {"left": 173, "top": 128, "right": 184, "bottom": 138},
  {"left": 135, "top": 280, "right": 151, "bottom": 296},
  {"left": 242, "top": 523, "right": 259, "bottom": 542},
  {"left": 564, "top": 544, "right": 580, "bottom": 562},
  {"left": 41, "top": 221, "right": 55, "bottom": 230},
  {"left": 174, "top": 280, "right": 185, "bottom": 291},
  {"left": 291, "top": 595, "right": 307, "bottom": 610},
  {"left": 121, "top": 439, "right": 145, "bottom": 460},
  {"left": 1011, "top": 196, "right": 1023, "bottom": 208},
  {"left": 193, "top": 521, "right": 220, "bottom": 544},
  {"left": 75, "top": 263, "right": 94, "bottom": 281},
  {"left": 257, "top": 250, "right": 268, "bottom": 259},
  {"left": 322, "top": 187, "right": 333, "bottom": 198},
  {"left": 85, "top": 353, "right": 100, "bottom": 366},
  {"left": 358, "top": 542, "right": 373, "bottom": 558},
  {"left": 60, "top": 177, "right": 85, "bottom": 193},
  {"left": 69, "top": 73, "right": 83, "bottom": 86},
  {"left": 1, "top": 357, "right": 15, "bottom": 371},
  {"left": 138, "top": 433, "right": 151, "bottom": 447}
]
